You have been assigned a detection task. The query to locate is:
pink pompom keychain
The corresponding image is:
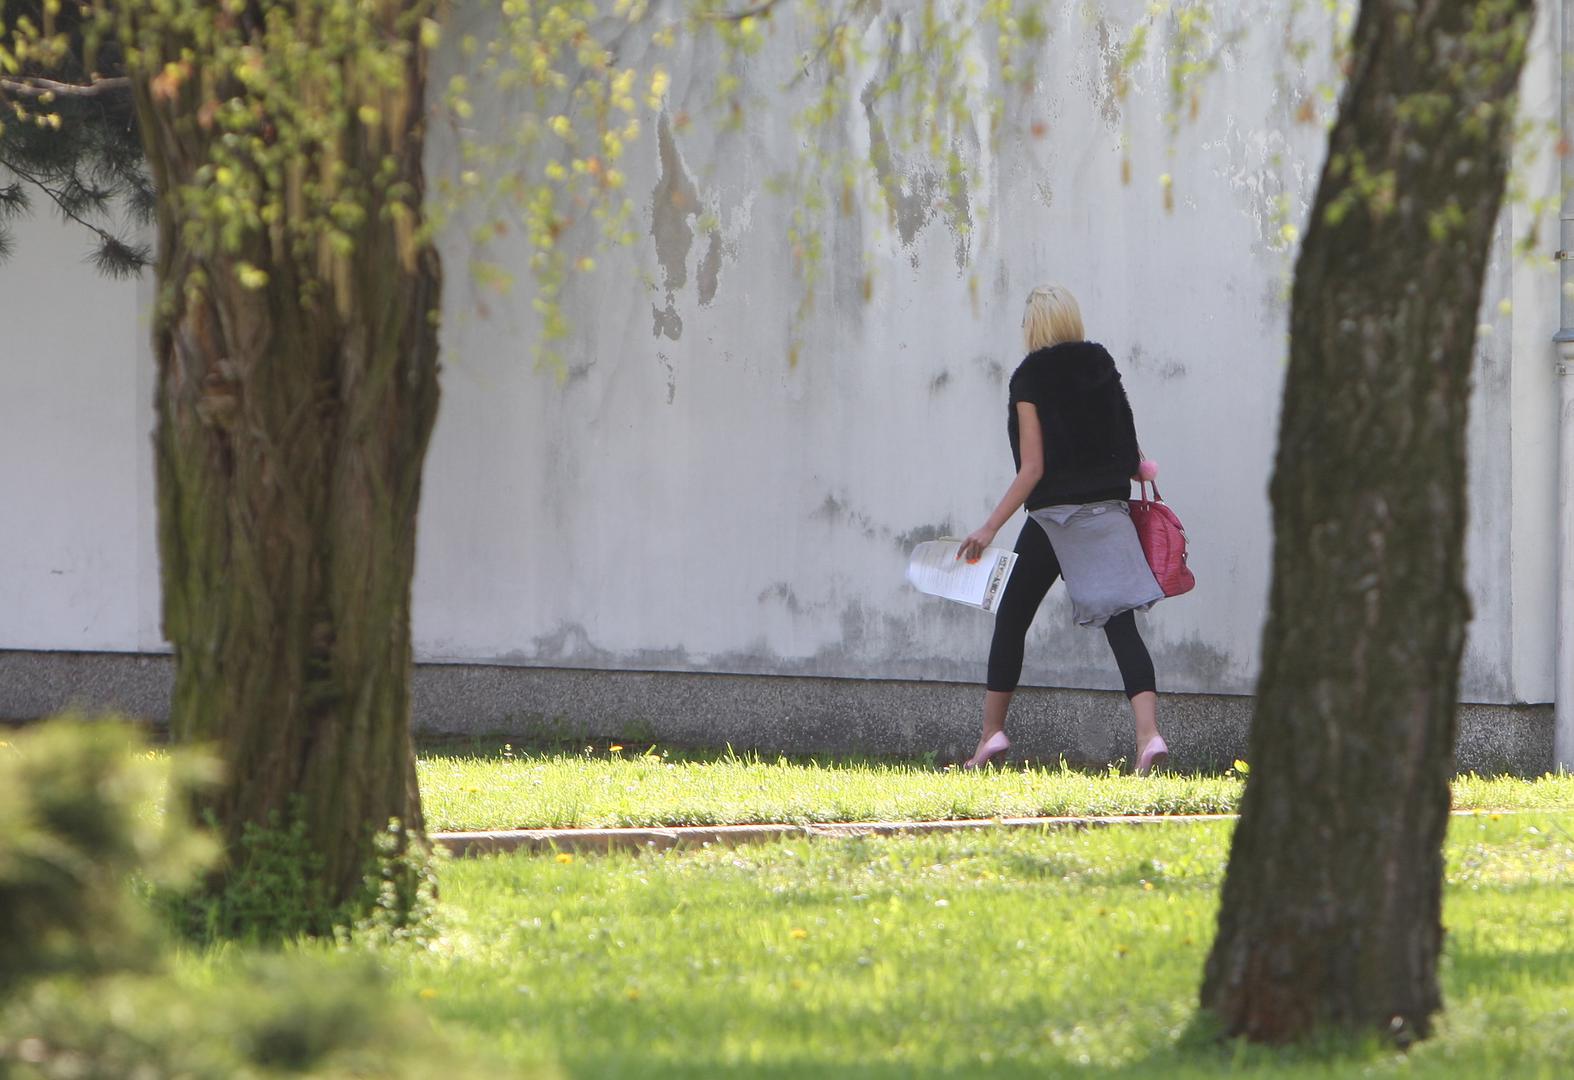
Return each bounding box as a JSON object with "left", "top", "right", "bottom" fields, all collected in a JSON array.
[{"left": 1137, "top": 458, "right": 1160, "bottom": 482}]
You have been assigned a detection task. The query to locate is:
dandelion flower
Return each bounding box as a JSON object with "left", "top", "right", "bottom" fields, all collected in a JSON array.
[
  {"left": 790, "top": 927, "right": 808, "bottom": 940},
  {"left": 556, "top": 852, "right": 574, "bottom": 864}
]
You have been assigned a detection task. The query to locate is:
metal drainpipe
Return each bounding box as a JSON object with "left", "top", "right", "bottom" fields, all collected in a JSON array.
[{"left": 1555, "top": 0, "right": 1574, "bottom": 770}]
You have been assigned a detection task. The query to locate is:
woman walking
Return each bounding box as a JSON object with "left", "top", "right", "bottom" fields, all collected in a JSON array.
[{"left": 956, "top": 284, "right": 1169, "bottom": 773}]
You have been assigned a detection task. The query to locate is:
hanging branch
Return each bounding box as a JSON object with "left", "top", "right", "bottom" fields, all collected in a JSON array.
[
  {"left": 0, "top": 153, "right": 148, "bottom": 276},
  {"left": 698, "top": 0, "right": 787, "bottom": 22},
  {"left": 0, "top": 76, "right": 131, "bottom": 99}
]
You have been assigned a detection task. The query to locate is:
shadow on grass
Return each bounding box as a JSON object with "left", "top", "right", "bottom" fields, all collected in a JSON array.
[
  {"left": 1445, "top": 945, "right": 1574, "bottom": 997},
  {"left": 537, "top": 1008, "right": 1413, "bottom": 1079}
]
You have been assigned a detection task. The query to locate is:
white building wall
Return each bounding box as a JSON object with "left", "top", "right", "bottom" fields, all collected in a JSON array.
[
  {"left": 0, "top": 0, "right": 1560, "bottom": 707},
  {"left": 0, "top": 212, "right": 162, "bottom": 653},
  {"left": 1505, "top": 2, "right": 1563, "bottom": 706}
]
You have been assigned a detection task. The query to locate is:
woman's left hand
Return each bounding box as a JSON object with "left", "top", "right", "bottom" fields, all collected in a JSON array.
[{"left": 958, "top": 525, "right": 998, "bottom": 563}]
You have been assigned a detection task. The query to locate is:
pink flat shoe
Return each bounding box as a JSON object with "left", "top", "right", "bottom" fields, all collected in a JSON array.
[
  {"left": 1136, "top": 735, "right": 1169, "bottom": 776},
  {"left": 963, "top": 731, "right": 1010, "bottom": 770}
]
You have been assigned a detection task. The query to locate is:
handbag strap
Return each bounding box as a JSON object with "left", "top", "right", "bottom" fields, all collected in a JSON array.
[{"left": 1138, "top": 480, "right": 1164, "bottom": 505}]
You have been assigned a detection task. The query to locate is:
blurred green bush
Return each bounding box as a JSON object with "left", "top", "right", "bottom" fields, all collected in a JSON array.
[{"left": 0, "top": 717, "right": 506, "bottom": 1080}]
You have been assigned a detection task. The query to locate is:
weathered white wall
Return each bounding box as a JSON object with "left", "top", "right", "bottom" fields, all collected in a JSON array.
[
  {"left": 0, "top": 212, "right": 162, "bottom": 653},
  {"left": 0, "top": 0, "right": 1561, "bottom": 707},
  {"left": 1505, "top": 2, "right": 1563, "bottom": 705},
  {"left": 415, "top": 0, "right": 1556, "bottom": 702}
]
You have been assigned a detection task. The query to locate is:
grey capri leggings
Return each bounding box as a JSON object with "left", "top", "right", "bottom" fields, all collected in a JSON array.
[{"left": 986, "top": 516, "right": 1157, "bottom": 698}]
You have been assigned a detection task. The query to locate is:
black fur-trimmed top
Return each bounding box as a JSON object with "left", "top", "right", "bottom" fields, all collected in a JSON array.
[{"left": 1007, "top": 341, "right": 1140, "bottom": 509}]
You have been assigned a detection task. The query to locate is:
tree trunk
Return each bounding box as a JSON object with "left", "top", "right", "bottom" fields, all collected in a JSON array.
[
  {"left": 125, "top": 5, "right": 440, "bottom": 922},
  {"left": 1199, "top": 0, "right": 1533, "bottom": 1044}
]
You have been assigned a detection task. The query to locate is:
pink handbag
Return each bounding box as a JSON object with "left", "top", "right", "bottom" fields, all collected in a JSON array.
[{"left": 1129, "top": 481, "right": 1195, "bottom": 597}]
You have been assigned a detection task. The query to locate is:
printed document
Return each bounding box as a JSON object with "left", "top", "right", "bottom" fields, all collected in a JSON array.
[{"left": 906, "top": 540, "right": 1018, "bottom": 614}]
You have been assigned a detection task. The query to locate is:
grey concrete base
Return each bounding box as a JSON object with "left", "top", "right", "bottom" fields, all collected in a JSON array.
[
  {"left": 0, "top": 650, "right": 174, "bottom": 723},
  {"left": 0, "top": 650, "right": 1555, "bottom": 775}
]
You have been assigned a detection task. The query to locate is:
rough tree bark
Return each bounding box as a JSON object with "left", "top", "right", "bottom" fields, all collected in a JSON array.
[
  {"left": 1200, "top": 0, "right": 1533, "bottom": 1044},
  {"left": 125, "top": 5, "right": 440, "bottom": 918}
]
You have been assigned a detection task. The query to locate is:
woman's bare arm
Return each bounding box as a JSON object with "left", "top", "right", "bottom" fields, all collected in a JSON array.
[{"left": 959, "top": 401, "right": 1044, "bottom": 561}]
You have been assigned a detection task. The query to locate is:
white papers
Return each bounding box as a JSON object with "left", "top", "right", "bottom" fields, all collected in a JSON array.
[{"left": 906, "top": 540, "right": 1018, "bottom": 614}]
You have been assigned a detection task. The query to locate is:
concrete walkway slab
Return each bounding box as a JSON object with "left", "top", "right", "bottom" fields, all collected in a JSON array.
[
  {"left": 431, "top": 809, "right": 1532, "bottom": 857},
  {"left": 432, "top": 813, "right": 1240, "bottom": 856}
]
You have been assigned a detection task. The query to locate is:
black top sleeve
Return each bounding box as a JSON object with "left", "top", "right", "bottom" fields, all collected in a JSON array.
[{"left": 1008, "top": 365, "right": 1047, "bottom": 411}]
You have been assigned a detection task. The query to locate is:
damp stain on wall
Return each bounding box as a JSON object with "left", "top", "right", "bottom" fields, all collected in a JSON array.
[
  {"left": 892, "top": 522, "right": 957, "bottom": 552},
  {"left": 1126, "top": 342, "right": 1188, "bottom": 380},
  {"left": 758, "top": 582, "right": 805, "bottom": 616}
]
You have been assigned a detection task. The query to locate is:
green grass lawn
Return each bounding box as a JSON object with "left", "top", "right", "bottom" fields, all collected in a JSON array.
[
  {"left": 363, "top": 811, "right": 1574, "bottom": 1077},
  {"left": 415, "top": 743, "right": 1574, "bottom": 831}
]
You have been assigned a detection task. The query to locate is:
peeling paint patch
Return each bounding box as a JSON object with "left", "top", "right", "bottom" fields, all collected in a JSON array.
[
  {"left": 1202, "top": 117, "right": 1313, "bottom": 258},
  {"left": 861, "top": 72, "right": 976, "bottom": 272},
  {"left": 651, "top": 112, "right": 699, "bottom": 293},
  {"left": 1093, "top": 17, "right": 1124, "bottom": 132},
  {"left": 863, "top": 94, "right": 938, "bottom": 249},
  {"left": 697, "top": 231, "right": 723, "bottom": 306},
  {"left": 948, "top": 176, "right": 973, "bottom": 268},
  {"left": 656, "top": 351, "right": 676, "bottom": 404},
  {"left": 860, "top": 75, "right": 983, "bottom": 271},
  {"left": 652, "top": 300, "right": 683, "bottom": 341}
]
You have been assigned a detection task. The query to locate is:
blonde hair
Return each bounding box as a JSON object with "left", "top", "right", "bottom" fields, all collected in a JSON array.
[{"left": 1022, "top": 284, "right": 1085, "bottom": 351}]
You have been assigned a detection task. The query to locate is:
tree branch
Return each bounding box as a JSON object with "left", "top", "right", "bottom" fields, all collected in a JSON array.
[
  {"left": 698, "top": 0, "right": 785, "bottom": 22},
  {"left": 0, "top": 153, "right": 146, "bottom": 273},
  {"left": 0, "top": 75, "right": 131, "bottom": 99}
]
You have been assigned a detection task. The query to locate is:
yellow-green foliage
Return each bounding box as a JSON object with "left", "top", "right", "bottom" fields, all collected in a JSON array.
[
  {"left": 439, "top": 0, "right": 1055, "bottom": 368},
  {"left": 106, "top": 0, "right": 443, "bottom": 318}
]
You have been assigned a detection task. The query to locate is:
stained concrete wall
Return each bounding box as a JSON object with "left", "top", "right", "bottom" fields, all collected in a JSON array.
[
  {"left": 0, "top": 0, "right": 1561, "bottom": 716},
  {"left": 414, "top": 0, "right": 1559, "bottom": 703}
]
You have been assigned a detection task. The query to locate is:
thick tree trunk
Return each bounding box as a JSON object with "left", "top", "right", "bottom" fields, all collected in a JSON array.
[
  {"left": 1199, "top": 0, "right": 1532, "bottom": 1044},
  {"left": 126, "top": 7, "right": 440, "bottom": 919}
]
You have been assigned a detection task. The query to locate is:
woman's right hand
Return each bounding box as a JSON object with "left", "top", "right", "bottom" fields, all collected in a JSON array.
[{"left": 958, "top": 525, "right": 998, "bottom": 563}]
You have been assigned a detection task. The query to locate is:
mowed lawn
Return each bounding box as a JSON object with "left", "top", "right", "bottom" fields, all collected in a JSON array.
[
  {"left": 377, "top": 812, "right": 1574, "bottom": 1078},
  {"left": 415, "top": 743, "right": 1574, "bottom": 831}
]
